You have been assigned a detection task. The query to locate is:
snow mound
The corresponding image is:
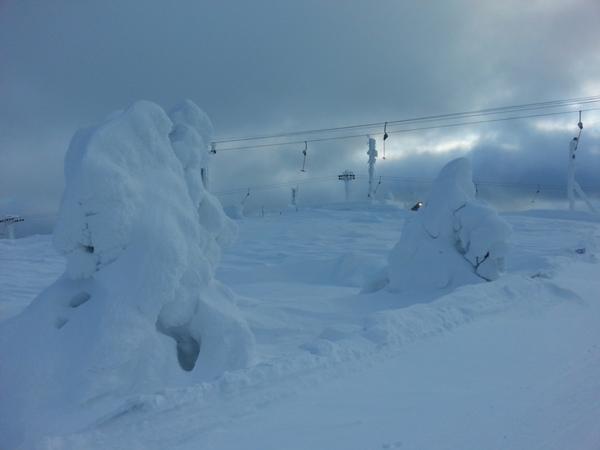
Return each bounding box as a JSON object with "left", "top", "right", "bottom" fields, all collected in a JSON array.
[
  {"left": 0, "top": 100, "right": 254, "bottom": 446},
  {"left": 386, "top": 157, "right": 510, "bottom": 294}
]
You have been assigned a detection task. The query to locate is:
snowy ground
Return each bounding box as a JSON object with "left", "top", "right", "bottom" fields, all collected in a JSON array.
[{"left": 1, "top": 203, "right": 599, "bottom": 450}]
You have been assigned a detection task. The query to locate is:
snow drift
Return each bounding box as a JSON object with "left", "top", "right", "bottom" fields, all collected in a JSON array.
[
  {"left": 0, "top": 100, "right": 254, "bottom": 445},
  {"left": 384, "top": 157, "right": 510, "bottom": 294}
]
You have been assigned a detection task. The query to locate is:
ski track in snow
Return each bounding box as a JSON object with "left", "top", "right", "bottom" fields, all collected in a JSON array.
[{"left": 1, "top": 204, "right": 600, "bottom": 450}]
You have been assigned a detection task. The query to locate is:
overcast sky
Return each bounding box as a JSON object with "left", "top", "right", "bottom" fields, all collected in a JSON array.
[{"left": 1, "top": 0, "right": 600, "bottom": 230}]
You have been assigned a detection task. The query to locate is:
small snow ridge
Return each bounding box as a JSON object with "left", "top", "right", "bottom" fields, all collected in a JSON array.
[{"left": 363, "top": 274, "right": 580, "bottom": 347}]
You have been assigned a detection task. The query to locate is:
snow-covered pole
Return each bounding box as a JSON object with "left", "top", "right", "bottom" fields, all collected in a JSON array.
[
  {"left": 568, "top": 137, "right": 577, "bottom": 211},
  {"left": 291, "top": 186, "right": 298, "bottom": 210},
  {"left": 566, "top": 113, "right": 597, "bottom": 213},
  {"left": 345, "top": 179, "right": 350, "bottom": 202},
  {"left": 203, "top": 142, "right": 217, "bottom": 192},
  {"left": 240, "top": 188, "right": 250, "bottom": 217},
  {"left": 338, "top": 170, "right": 356, "bottom": 202},
  {"left": 367, "top": 137, "right": 377, "bottom": 199}
]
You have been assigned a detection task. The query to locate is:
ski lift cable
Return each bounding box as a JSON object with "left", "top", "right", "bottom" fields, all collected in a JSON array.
[
  {"left": 214, "top": 175, "right": 340, "bottom": 195},
  {"left": 214, "top": 103, "right": 597, "bottom": 150},
  {"left": 217, "top": 108, "right": 600, "bottom": 153},
  {"left": 380, "top": 175, "right": 598, "bottom": 192},
  {"left": 381, "top": 175, "right": 557, "bottom": 188},
  {"left": 213, "top": 96, "right": 600, "bottom": 149},
  {"left": 214, "top": 107, "right": 600, "bottom": 153},
  {"left": 212, "top": 95, "right": 600, "bottom": 145},
  {"left": 214, "top": 174, "right": 600, "bottom": 197}
]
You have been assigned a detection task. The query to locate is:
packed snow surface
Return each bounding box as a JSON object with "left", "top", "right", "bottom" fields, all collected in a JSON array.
[{"left": 1, "top": 201, "right": 599, "bottom": 449}]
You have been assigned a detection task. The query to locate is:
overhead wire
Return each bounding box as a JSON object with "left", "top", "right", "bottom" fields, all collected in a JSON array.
[
  {"left": 214, "top": 175, "right": 340, "bottom": 196},
  {"left": 212, "top": 95, "right": 600, "bottom": 147},
  {"left": 210, "top": 95, "right": 600, "bottom": 203},
  {"left": 213, "top": 107, "right": 600, "bottom": 153},
  {"left": 214, "top": 174, "right": 600, "bottom": 197},
  {"left": 377, "top": 175, "right": 600, "bottom": 193}
]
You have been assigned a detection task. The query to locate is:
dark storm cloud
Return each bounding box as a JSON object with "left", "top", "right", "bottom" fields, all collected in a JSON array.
[{"left": 1, "top": 0, "right": 599, "bottom": 230}]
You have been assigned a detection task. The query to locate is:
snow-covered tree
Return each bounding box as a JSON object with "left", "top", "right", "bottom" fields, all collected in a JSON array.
[
  {"left": 386, "top": 157, "right": 510, "bottom": 293},
  {"left": 0, "top": 100, "right": 254, "bottom": 442}
]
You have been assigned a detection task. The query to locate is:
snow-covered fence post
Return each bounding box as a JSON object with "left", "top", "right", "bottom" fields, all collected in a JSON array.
[
  {"left": 367, "top": 137, "right": 377, "bottom": 199},
  {"left": 338, "top": 170, "right": 356, "bottom": 202}
]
